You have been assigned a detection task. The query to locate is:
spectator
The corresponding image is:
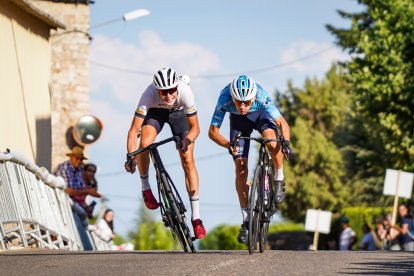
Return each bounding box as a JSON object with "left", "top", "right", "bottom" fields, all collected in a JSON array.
[
  {"left": 377, "top": 214, "right": 400, "bottom": 251},
  {"left": 359, "top": 223, "right": 377, "bottom": 250},
  {"left": 93, "top": 209, "right": 116, "bottom": 250},
  {"left": 53, "top": 146, "right": 101, "bottom": 226},
  {"left": 392, "top": 204, "right": 414, "bottom": 251},
  {"left": 83, "top": 163, "right": 98, "bottom": 188},
  {"left": 339, "top": 216, "right": 357, "bottom": 250},
  {"left": 82, "top": 163, "right": 99, "bottom": 218}
]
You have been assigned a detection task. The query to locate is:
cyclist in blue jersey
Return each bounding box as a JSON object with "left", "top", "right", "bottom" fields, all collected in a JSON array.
[{"left": 208, "top": 75, "right": 292, "bottom": 244}]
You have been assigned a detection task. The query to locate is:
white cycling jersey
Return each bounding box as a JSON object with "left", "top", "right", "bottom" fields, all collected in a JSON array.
[{"left": 135, "top": 80, "right": 197, "bottom": 118}]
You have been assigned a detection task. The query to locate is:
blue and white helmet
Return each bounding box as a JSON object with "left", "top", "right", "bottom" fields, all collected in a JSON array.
[
  {"left": 153, "top": 67, "right": 179, "bottom": 90},
  {"left": 230, "top": 75, "right": 257, "bottom": 101}
]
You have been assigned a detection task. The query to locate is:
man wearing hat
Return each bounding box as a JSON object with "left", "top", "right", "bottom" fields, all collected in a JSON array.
[
  {"left": 53, "top": 146, "right": 101, "bottom": 226},
  {"left": 339, "top": 216, "right": 357, "bottom": 250}
]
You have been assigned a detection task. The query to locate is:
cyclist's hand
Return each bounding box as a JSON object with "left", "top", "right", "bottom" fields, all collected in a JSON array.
[
  {"left": 281, "top": 140, "right": 294, "bottom": 160},
  {"left": 179, "top": 137, "right": 192, "bottom": 153},
  {"left": 228, "top": 143, "right": 239, "bottom": 156},
  {"left": 124, "top": 156, "right": 137, "bottom": 174}
]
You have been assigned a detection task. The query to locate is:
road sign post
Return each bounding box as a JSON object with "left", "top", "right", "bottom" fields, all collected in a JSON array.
[
  {"left": 305, "top": 209, "right": 332, "bottom": 251},
  {"left": 383, "top": 169, "right": 414, "bottom": 224}
]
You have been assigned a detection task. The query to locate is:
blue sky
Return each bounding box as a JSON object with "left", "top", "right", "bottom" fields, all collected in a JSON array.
[{"left": 88, "top": 0, "right": 362, "bottom": 237}]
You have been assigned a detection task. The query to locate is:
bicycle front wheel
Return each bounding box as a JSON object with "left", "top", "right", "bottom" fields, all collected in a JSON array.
[
  {"left": 160, "top": 173, "right": 196, "bottom": 253},
  {"left": 248, "top": 166, "right": 262, "bottom": 254},
  {"left": 259, "top": 168, "right": 273, "bottom": 253}
]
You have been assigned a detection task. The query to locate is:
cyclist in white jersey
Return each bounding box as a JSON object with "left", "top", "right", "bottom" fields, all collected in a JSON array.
[
  {"left": 125, "top": 68, "right": 206, "bottom": 239},
  {"left": 208, "top": 75, "right": 292, "bottom": 244}
]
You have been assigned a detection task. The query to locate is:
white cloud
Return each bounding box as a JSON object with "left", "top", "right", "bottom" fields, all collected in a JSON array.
[
  {"left": 90, "top": 100, "right": 130, "bottom": 144},
  {"left": 89, "top": 30, "right": 220, "bottom": 104},
  {"left": 279, "top": 41, "right": 349, "bottom": 75},
  {"left": 88, "top": 30, "right": 221, "bottom": 144}
]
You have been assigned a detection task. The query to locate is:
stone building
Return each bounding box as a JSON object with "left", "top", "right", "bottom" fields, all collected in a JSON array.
[{"left": 32, "top": 0, "right": 91, "bottom": 170}]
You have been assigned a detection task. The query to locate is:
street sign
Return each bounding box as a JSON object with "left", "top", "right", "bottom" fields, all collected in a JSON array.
[
  {"left": 383, "top": 169, "right": 414, "bottom": 198},
  {"left": 305, "top": 209, "right": 332, "bottom": 234}
]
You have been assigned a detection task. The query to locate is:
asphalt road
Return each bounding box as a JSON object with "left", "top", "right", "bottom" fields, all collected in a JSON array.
[{"left": 1, "top": 249, "right": 413, "bottom": 275}]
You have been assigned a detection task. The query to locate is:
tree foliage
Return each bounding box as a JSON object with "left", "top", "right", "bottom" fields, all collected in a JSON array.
[
  {"left": 277, "top": 66, "right": 352, "bottom": 222},
  {"left": 327, "top": 0, "right": 414, "bottom": 171},
  {"left": 199, "top": 224, "right": 247, "bottom": 250},
  {"left": 128, "top": 201, "right": 176, "bottom": 250}
]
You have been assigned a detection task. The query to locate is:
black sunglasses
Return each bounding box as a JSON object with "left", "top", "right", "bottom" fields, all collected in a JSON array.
[{"left": 159, "top": 87, "right": 177, "bottom": 96}]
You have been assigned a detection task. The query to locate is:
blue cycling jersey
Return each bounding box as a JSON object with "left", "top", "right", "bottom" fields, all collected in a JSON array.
[{"left": 210, "top": 83, "right": 281, "bottom": 128}]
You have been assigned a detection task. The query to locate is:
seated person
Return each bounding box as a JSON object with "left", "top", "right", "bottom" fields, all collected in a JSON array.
[{"left": 82, "top": 163, "right": 99, "bottom": 218}]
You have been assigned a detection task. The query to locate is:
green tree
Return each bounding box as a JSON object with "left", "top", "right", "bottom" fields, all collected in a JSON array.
[
  {"left": 277, "top": 65, "right": 352, "bottom": 221},
  {"left": 129, "top": 201, "right": 176, "bottom": 250},
  {"left": 327, "top": 0, "right": 414, "bottom": 172},
  {"left": 199, "top": 224, "right": 247, "bottom": 250}
]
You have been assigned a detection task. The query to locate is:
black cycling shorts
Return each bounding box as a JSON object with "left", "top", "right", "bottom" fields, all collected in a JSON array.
[
  {"left": 142, "top": 108, "right": 189, "bottom": 139},
  {"left": 229, "top": 110, "right": 277, "bottom": 159}
]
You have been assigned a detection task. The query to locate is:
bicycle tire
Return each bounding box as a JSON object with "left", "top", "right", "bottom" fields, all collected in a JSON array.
[
  {"left": 259, "top": 167, "right": 273, "bottom": 253},
  {"left": 248, "top": 166, "right": 262, "bottom": 254},
  {"left": 160, "top": 173, "right": 196, "bottom": 253},
  {"left": 157, "top": 175, "right": 182, "bottom": 245}
]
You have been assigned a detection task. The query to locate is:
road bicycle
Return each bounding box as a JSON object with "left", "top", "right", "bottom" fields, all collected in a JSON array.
[
  {"left": 232, "top": 131, "right": 292, "bottom": 254},
  {"left": 126, "top": 136, "right": 196, "bottom": 253}
]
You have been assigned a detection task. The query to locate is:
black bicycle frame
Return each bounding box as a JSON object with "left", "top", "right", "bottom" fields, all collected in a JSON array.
[{"left": 127, "top": 136, "right": 186, "bottom": 212}]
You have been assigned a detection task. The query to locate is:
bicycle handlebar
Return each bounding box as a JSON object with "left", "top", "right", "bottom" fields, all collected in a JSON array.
[
  {"left": 231, "top": 131, "right": 294, "bottom": 160},
  {"left": 127, "top": 136, "right": 180, "bottom": 159},
  {"left": 232, "top": 131, "right": 281, "bottom": 145}
]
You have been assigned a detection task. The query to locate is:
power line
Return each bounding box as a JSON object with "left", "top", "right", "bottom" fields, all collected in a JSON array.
[{"left": 89, "top": 46, "right": 337, "bottom": 79}]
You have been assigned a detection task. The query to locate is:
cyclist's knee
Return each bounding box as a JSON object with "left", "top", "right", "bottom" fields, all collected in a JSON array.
[
  {"left": 268, "top": 142, "right": 281, "bottom": 153},
  {"left": 235, "top": 161, "right": 248, "bottom": 175},
  {"left": 181, "top": 156, "right": 195, "bottom": 171},
  {"left": 140, "top": 137, "right": 155, "bottom": 148}
]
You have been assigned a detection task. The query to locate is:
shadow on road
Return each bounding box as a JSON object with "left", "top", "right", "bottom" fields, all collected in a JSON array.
[{"left": 340, "top": 254, "right": 414, "bottom": 275}]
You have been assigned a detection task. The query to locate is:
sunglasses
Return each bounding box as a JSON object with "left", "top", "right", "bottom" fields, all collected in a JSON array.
[
  {"left": 159, "top": 87, "right": 177, "bottom": 96},
  {"left": 234, "top": 99, "right": 253, "bottom": 106}
]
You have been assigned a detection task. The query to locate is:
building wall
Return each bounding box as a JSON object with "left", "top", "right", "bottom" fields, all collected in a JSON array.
[
  {"left": 0, "top": 0, "right": 53, "bottom": 170},
  {"left": 32, "top": 0, "right": 90, "bottom": 170}
]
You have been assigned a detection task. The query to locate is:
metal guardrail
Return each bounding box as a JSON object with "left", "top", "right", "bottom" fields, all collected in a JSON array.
[{"left": 0, "top": 150, "right": 88, "bottom": 250}]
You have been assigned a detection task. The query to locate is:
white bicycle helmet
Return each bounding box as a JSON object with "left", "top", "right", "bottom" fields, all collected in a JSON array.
[
  {"left": 230, "top": 75, "right": 257, "bottom": 101},
  {"left": 153, "top": 67, "right": 179, "bottom": 90}
]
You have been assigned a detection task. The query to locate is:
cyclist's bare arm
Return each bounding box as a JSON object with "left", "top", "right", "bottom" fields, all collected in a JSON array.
[
  {"left": 275, "top": 116, "right": 290, "bottom": 141},
  {"left": 125, "top": 116, "right": 144, "bottom": 173},
  {"left": 127, "top": 116, "right": 144, "bottom": 153},
  {"left": 208, "top": 125, "right": 231, "bottom": 149},
  {"left": 186, "top": 114, "right": 200, "bottom": 143}
]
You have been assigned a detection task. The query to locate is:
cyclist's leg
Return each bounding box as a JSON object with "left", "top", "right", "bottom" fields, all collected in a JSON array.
[
  {"left": 138, "top": 109, "right": 167, "bottom": 209},
  {"left": 255, "top": 111, "right": 285, "bottom": 202},
  {"left": 169, "top": 110, "right": 206, "bottom": 239},
  {"left": 138, "top": 108, "right": 167, "bottom": 177},
  {"left": 230, "top": 114, "right": 254, "bottom": 211},
  {"left": 254, "top": 111, "right": 283, "bottom": 175},
  {"left": 230, "top": 113, "right": 255, "bottom": 243},
  {"left": 167, "top": 110, "right": 198, "bottom": 201},
  {"left": 234, "top": 157, "right": 249, "bottom": 208}
]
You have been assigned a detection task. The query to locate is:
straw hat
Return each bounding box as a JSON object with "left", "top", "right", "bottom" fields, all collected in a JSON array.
[{"left": 66, "top": 146, "right": 88, "bottom": 160}]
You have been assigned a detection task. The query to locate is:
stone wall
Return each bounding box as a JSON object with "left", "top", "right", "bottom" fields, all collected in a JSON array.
[{"left": 32, "top": 0, "right": 90, "bottom": 170}]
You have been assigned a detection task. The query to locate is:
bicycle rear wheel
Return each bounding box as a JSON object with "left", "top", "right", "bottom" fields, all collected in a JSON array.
[
  {"left": 160, "top": 173, "right": 196, "bottom": 253},
  {"left": 248, "top": 166, "right": 263, "bottom": 254}
]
